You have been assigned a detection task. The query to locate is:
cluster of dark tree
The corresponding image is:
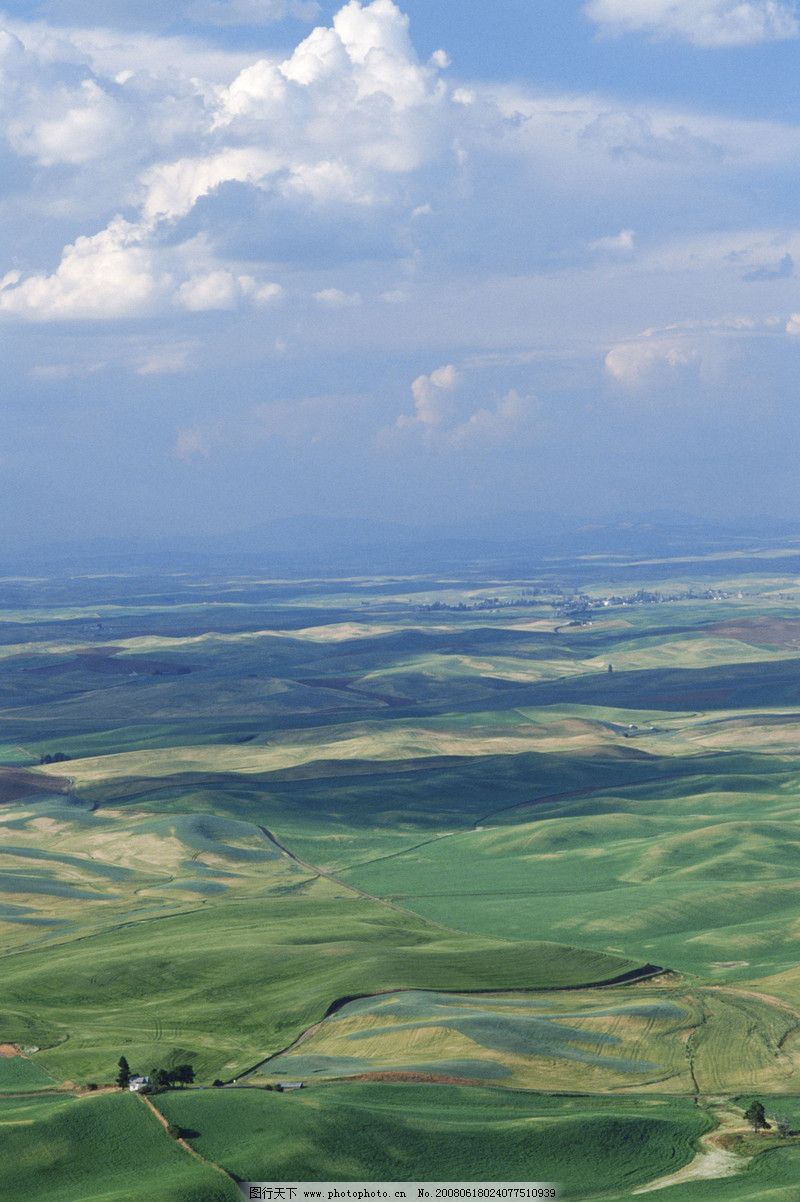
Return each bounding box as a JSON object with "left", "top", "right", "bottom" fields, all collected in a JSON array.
[
  {"left": 210, "top": 1079, "right": 284, "bottom": 1090},
  {"left": 745, "top": 1100, "right": 770, "bottom": 1132},
  {"left": 417, "top": 597, "right": 536, "bottom": 613},
  {"left": 39, "top": 752, "right": 70, "bottom": 764},
  {"left": 150, "top": 1064, "right": 195, "bottom": 1090},
  {"left": 744, "top": 1100, "right": 794, "bottom": 1137},
  {"left": 116, "top": 1056, "right": 194, "bottom": 1091}
]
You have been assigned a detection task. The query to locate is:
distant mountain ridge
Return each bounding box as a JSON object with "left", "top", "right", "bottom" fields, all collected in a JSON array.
[{"left": 7, "top": 511, "right": 800, "bottom": 573}]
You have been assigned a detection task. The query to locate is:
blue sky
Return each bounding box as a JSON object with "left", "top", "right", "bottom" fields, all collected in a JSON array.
[{"left": 2, "top": 0, "right": 800, "bottom": 544}]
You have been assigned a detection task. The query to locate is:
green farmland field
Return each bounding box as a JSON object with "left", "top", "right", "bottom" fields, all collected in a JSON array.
[
  {"left": 155, "top": 1084, "right": 709, "bottom": 1196},
  {"left": 0, "top": 1091, "right": 237, "bottom": 1201},
  {"left": 6, "top": 551, "right": 800, "bottom": 1196}
]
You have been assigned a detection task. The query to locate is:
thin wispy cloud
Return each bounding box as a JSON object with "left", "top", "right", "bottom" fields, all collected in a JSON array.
[
  {"left": 585, "top": 0, "right": 800, "bottom": 47},
  {"left": 743, "top": 252, "right": 794, "bottom": 281},
  {"left": 590, "top": 228, "right": 636, "bottom": 252}
]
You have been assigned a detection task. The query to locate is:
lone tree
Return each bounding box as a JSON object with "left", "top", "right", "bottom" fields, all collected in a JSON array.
[
  {"left": 116, "top": 1056, "right": 131, "bottom": 1089},
  {"left": 744, "top": 1100, "right": 770, "bottom": 1133}
]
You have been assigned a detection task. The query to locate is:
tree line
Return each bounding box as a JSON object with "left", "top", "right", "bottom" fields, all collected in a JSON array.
[{"left": 116, "top": 1056, "right": 195, "bottom": 1091}]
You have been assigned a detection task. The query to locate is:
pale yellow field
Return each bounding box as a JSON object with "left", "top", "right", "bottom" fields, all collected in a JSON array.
[
  {"left": 35, "top": 720, "right": 639, "bottom": 786},
  {"left": 586, "top": 637, "right": 796, "bottom": 671},
  {"left": 266, "top": 979, "right": 800, "bottom": 1094}
]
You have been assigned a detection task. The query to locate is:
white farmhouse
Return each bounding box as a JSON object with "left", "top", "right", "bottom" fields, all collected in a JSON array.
[{"left": 128, "top": 1075, "right": 151, "bottom": 1092}]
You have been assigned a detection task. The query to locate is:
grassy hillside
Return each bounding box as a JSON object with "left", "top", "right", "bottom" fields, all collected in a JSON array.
[
  {"left": 0, "top": 1050, "right": 58, "bottom": 1092},
  {"left": 0, "top": 1091, "right": 237, "bottom": 1202},
  {"left": 156, "top": 1084, "right": 708, "bottom": 1195},
  {"left": 5, "top": 560, "right": 800, "bottom": 1192},
  {"left": 1, "top": 886, "right": 639, "bottom": 1083}
]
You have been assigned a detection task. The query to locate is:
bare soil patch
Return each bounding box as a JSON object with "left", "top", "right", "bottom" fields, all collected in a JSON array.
[
  {"left": 346, "top": 1071, "right": 491, "bottom": 1086},
  {"left": 634, "top": 1102, "right": 749, "bottom": 1194},
  {"left": 0, "top": 766, "right": 71, "bottom": 802},
  {"left": 710, "top": 618, "right": 800, "bottom": 646},
  {"left": 77, "top": 653, "right": 191, "bottom": 677},
  {"left": 25, "top": 647, "right": 190, "bottom": 677},
  {"left": 0, "top": 1045, "right": 20, "bottom": 1059}
]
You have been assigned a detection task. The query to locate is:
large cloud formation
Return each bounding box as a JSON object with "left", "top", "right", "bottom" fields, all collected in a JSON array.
[
  {"left": 0, "top": 0, "right": 451, "bottom": 319},
  {"left": 3, "top": 0, "right": 800, "bottom": 326}
]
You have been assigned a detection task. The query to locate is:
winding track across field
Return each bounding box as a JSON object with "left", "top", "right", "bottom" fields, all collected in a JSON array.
[
  {"left": 138, "top": 1091, "right": 238, "bottom": 1187},
  {"left": 633, "top": 1099, "right": 749, "bottom": 1194}
]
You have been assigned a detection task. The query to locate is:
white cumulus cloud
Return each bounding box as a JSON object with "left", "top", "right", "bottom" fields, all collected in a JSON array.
[
  {"left": 0, "top": 214, "right": 283, "bottom": 320},
  {"left": 213, "top": 0, "right": 449, "bottom": 179},
  {"left": 5, "top": 0, "right": 799, "bottom": 338},
  {"left": 177, "top": 269, "right": 244, "bottom": 311},
  {"left": 177, "top": 270, "right": 284, "bottom": 311},
  {"left": 604, "top": 338, "right": 702, "bottom": 386},
  {"left": 142, "top": 148, "right": 279, "bottom": 222},
  {"left": 0, "top": 1, "right": 458, "bottom": 322},
  {"left": 393, "top": 366, "right": 533, "bottom": 445},
  {"left": 249, "top": 281, "right": 284, "bottom": 304},
  {"left": 0, "top": 219, "right": 171, "bottom": 321},
  {"left": 447, "top": 389, "right": 533, "bottom": 446},
  {"left": 8, "top": 78, "right": 124, "bottom": 166},
  {"left": 398, "top": 363, "right": 459, "bottom": 428}
]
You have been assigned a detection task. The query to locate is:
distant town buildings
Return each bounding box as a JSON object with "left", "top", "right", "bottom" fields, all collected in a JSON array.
[
  {"left": 556, "top": 586, "right": 737, "bottom": 618},
  {"left": 417, "top": 584, "right": 740, "bottom": 619}
]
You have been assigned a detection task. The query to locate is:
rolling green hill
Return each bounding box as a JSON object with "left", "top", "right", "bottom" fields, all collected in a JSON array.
[
  {"left": 156, "top": 1084, "right": 708, "bottom": 1195},
  {"left": 0, "top": 1091, "right": 237, "bottom": 1202},
  {"left": 5, "top": 558, "right": 800, "bottom": 1195}
]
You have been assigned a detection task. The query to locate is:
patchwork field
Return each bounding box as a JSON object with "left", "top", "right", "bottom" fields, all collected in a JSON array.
[
  {"left": 261, "top": 986, "right": 697, "bottom": 1091},
  {"left": 259, "top": 983, "right": 800, "bottom": 1096},
  {"left": 5, "top": 547, "right": 800, "bottom": 1197}
]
